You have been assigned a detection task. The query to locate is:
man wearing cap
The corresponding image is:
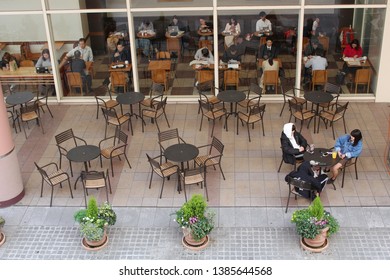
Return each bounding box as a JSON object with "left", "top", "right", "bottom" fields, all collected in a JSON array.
[
  {"left": 256, "top": 11, "right": 272, "bottom": 32},
  {"left": 286, "top": 160, "right": 328, "bottom": 198}
]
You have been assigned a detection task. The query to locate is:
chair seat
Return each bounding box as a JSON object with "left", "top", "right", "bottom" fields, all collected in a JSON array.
[
  {"left": 153, "top": 162, "right": 178, "bottom": 177},
  {"left": 194, "top": 155, "right": 217, "bottom": 167},
  {"left": 208, "top": 96, "right": 220, "bottom": 104},
  {"left": 108, "top": 115, "right": 129, "bottom": 125},
  {"left": 293, "top": 109, "right": 315, "bottom": 120},
  {"left": 143, "top": 108, "right": 163, "bottom": 118},
  {"left": 292, "top": 97, "right": 306, "bottom": 105},
  {"left": 183, "top": 173, "right": 204, "bottom": 185},
  {"left": 141, "top": 98, "right": 153, "bottom": 107},
  {"left": 104, "top": 99, "right": 119, "bottom": 108},
  {"left": 319, "top": 110, "right": 343, "bottom": 122},
  {"left": 205, "top": 109, "right": 225, "bottom": 119},
  {"left": 238, "top": 113, "right": 261, "bottom": 124},
  {"left": 21, "top": 111, "right": 38, "bottom": 121},
  {"left": 101, "top": 145, "right": 123, "bottom": 159},
  {"left": 85, "top": 178, "right": 106, "bottom": 189},
  {"left": 238, "top": 99, "right": 258, "bottom": 108},
  {"left": 47, "top": 170, "right": 68, "bottom": 185}
]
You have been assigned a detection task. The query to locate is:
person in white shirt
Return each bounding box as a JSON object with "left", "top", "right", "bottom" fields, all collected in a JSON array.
[
  {"left": 224, "top": 17, "right": 241, "bottom": 48},
  {"left": 256, "top": 11, "right": 272, "bottom": 32},
  {"left": 66, "top": 38, "right": 94, "bottom": 62},
  {"left": 194, "top": 47, "right": 214, "bottom": 64},
  {"left": 304, "top": 49, "right": 327, "bottom": 85}
]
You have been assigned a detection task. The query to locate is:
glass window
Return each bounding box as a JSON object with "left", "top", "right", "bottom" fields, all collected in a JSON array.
[
  {"left": 50, "top": 12, "right": 128, "bottom": 97},
  {"left": 46, "top": 0, "right": 126, "bottom": 10},
  {"left": 301, "top": 8, "right": 385, "bottom": 95},
  {"left": 0, "top": 14, "right": 50, "bottom": 97},
  {"left": 0, "top": 0, "right": 41, "bottom": 11},
  {"left": 306, "top": 0, "right": 387, "bottom": 4},
  {"left": 131, "top": 0, "right": 212, "bottom": 9}
]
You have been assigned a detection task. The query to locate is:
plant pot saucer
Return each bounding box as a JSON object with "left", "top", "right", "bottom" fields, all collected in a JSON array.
[
  {"left": 182, "top": 235, "right": 209, "bottom": 251},
  {"left": 81, "top": 235, "right": 108, "bottom": 251},
  {"left": 0, "top": 232, "right": 5, "bottom": 247},
  {"left": 300, "top": 237, "right": 329, "bottom": 253}
]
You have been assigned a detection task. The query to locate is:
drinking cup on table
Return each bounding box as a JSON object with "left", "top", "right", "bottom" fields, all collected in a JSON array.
[
  {"left": 332, "top": 150, "right": 337, "bottom": 159},
  {"left": 125, "top": 60, "right": 129, "bottom": 65}
]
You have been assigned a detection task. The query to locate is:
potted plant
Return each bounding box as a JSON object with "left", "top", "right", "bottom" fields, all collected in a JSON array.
[
  {"left": 74, "top": 197, "right": 116, "bottom": 250},
  {"left": 174, "top": 194, "right": 215, "bottom": 250},
  {"left": 0, "top": 216, "right": 5, "bottom": 246},
  {"left": 291, "top": 196, "right": 339, "bottom": 252}
]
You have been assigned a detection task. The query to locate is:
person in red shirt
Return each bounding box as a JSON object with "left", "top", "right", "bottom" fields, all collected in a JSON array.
[{"left": 343, "top": 39, "right": 363, "bottom": 58}]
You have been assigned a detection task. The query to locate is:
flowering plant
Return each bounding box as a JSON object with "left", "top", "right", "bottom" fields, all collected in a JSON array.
[
  {"left": 174, "top": 194, "right": 215, "bottom": 241},
  {"left": 291, "top": 196, "right": 339, "bottom": 239},
  {"left": 0, "top": 216, "right": 5, "bottom": 229},
  {"left": 74, "top": 197, "right": 116, "bottom": 241}
]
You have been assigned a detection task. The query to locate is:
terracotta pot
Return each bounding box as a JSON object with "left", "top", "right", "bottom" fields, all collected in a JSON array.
[
  {"left": 301, "top": 227, "right": 329, "bottom": 253},
  {"left": 81, "top": 229, "right": 108, "bottom": 251},
  {"left": 182, "top": 228, "right": 209, "bottom": 250}
]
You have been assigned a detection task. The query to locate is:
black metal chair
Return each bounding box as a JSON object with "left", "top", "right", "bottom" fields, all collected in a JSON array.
[
  {"left": 77, "top": 169, "right": 112, "bottom": 207},
  {"left": 340, "top": 157, "right": 359, "bottom": 189},
  {"left": 285, "top": 176, "right": 316, "bottom": 213}
]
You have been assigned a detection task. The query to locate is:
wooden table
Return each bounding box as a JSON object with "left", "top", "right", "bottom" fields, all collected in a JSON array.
[
  {"left": 66, "top": 145, "right": 100, "bottom": 173},
  {"left": 253, "top": 31, "right": 273, "bottom": 37},
  {"left": 137, "top": 32, "right": 156, "bottom": 39},
  {"left": 109, "top": 62, "right": 132, "bottom": 72},
  {"left": 343, "top": 58, "right": 371, "bottom": 68},
  {"left": 0, "top": 67, "right": 54, "bottom": 87},
  {"left": 197, "top": 30, "right": 213, "bottom": 37},
  {"left": 148, "top": 60, "right": 171, "bottom": 71}
]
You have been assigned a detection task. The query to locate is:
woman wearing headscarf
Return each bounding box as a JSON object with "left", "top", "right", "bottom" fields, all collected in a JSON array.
[{"left": 281, "top": 123, "right": 308, "bottom": 165}]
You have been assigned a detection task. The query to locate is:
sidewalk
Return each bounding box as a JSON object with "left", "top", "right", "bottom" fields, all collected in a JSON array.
[{"left": 1, "top": 205, "right": 390, "bottom": 260}]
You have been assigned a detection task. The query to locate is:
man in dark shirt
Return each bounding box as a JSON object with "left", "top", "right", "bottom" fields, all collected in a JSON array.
[
  {"left": 258, "top": 38, "right": 278, "bottom": 60},
  {"left": 69, "top": 50, "right": 92, "bottom": 92},
  {"left": 222, "top": 44, "right": 242, "bottom": 63},
  {"left": 112, "top": 41, "right": 130, "bottom": 63}
]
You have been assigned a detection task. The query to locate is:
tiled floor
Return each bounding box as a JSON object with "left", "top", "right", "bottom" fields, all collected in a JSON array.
[{"left": 9, "top": 100, "right": 390, "bottom": 209}]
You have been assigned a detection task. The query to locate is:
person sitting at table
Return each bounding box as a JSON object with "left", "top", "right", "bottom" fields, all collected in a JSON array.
[
  {"left": 222, "top": 44, "right": 241, "bottom": 63},
  {"left": 286, "top": 160, "right": 329, "bottom": 198},
  {"left": 198, "top": 18, "right": 213, "bottom": 41},
  {"left": 303, "top": 37, "right": 324, "bottom": 57},
  {"left": 340, "top": 39, "right": 363, "bottom": 81},
  {"left": 327, "top": 129, "right": 363, "bottom": 185},
  {"left": 65, "top": 38, "right": 94, "bottom": 62},
  {"left": 281, "top": 123, "right": 308, "bottom": 165},
  {"left": 68, "top": 50, "right": 92, "bottom": 93},
  {"left": 136, "top": 20, "right": 154, "bottom": 57},
  {"left": 223, "top": 17, "right": 241, "bottom": 48},
  {"left": 260, "top": 57, "right": 279, "bottom": 92},
  {"left": 112, "top": 41, "right": 130, "bottom": 63},
  {"left": 194, "top": 47, "right": 214, "bottom": 64},
  {"left": 1, "top": 52, "right": 18, "bottom": 70},
  {"left": 168, "top": 15, "right": 191, "bottom": 49},
  {"left": 256, "top": 11, "right": 272, "bottom": 32},
  {"left": 304, "top": 49, "right": 327, "bottom": 85},
  {"left": 35, "top": 49, "right": 54, "bottom": 96},
  {"left": 258, "top": 38, "right": 278, "bottom": 60}
]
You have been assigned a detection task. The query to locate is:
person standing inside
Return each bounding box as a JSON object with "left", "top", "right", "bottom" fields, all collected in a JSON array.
[
  {"left": 65, "top": 38, "right": 94, "bottom": 62},
  {"left": 327, "top": 129, "right": 363, "bottom": 184}
]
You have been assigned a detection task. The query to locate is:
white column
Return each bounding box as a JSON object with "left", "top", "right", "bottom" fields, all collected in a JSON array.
[{"left": 0, "top": 85, "right": 24, "bottom": 207}]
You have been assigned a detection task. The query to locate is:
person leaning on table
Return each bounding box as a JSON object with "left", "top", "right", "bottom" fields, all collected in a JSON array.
[
  {"left": 281, "top": 123, "right": 308, "bottom": 165},
  {"left": 327, "top": 129, "right": 363, "bottom": 185},
  {"left": 194, "top": 47, "right": 214, "bottom": 64}
]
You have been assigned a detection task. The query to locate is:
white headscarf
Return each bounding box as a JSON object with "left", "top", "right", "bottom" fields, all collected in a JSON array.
[{"left": 283, "top": 123, "right": 300, "bottom": 149}]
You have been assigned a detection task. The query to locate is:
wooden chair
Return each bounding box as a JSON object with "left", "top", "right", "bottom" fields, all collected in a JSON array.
[
  {"left": 280, "top": 83, "right": 307, "bottom": 117},
  {"left": 151, "top": 69, "right": 169, "bottom": 91},
  {"left": 110, "top": 71, "right": 128, "bottom": 93},
  {"left": 285, "top": 176, "right": 316, "bottom": 213},
  {"left": 318, "top": 102, "right": 349, "bottom": 139},
  {"left": 180, "top": 166, "right": 207, "bottom": 202},
  {"left": 197, "top": 80, "right": 221, "bottom": 114},
  {"left": 194, "top": 136, "right": 226, "bottom": 180},
  {"left": 197, "top": 69, "right": 214, "bottom": 84},
  {"left": 340, "top": 157, "right": 359, "bottom": 189},
  {"left": 7, "top": 110, "right": 21, "bottom": 134},
  {"left": 166, "top": 38, "right": 182, "bottom": 61},
  {"left": 146, "top": 153, "right": 179, "bottom": 198},
  {"left": 311, "top": 69, "right": 328, "bottom": 90},
  {"left": 354, "top": 68, "right": 371, "bottom": 94},
  {"left": 101, "top": 107, "right": 132, "bottom": 137},
  {"left": 140, "top": 82, "right": 164, "bottom": 109},
  {"left": 318, "top": 82, "right": 341, "bottom": 111},
  {"left": 19, "top": 60, "right": 35, "bottom": 67},
  {"left": 94, "top": 85, "right": 119, "bottom": 119},
  {"left": 141, "top": 97, "right": 170, "bottom": 132},
  {"left": 78, "top": 169, "right": 112, "bottom": 206},
  {"left": 19, "top": 101, "right": 44, "bottom": 139},
  {"left": 318, "top": 36, "right": 330, "bottom": 55},
  {"left": 158, "top": 128, "right": 186, "bottom": 159},
  {"left": 99, "top": 130, "right": 132, "bottom": 177},
  {"left": 20, "top": 42, "right": 41, "bottom": 60},
  {"left": 66, "top": 72, "right": 84, "bottom": 96},
  {"left": 277, "top": 145, "right": 303, "bottom": 173},
  {"left": 263, "top": 70, "right": 280, "bottom": 94},
  {"left": 36, "top": 90, "right": 54, "bottom": 118},
  {"left": 156, "top": 51, "right": 171, "bottom": 60},
  {"left": 223, "top": 69, "right": 239, "bottom": 90},
  {"left": 55, "top": 128, "right": 88, "bottom": 177},
  {"left": 198, "top": 99, "right": 227, "bottom": 138},
  {"left": 237, "top": 104, "right": 266, "bottom": 142},
  {"left": 35, "top": 162, "right": 73, "bottom": 207},
  {"left": 238, "top": 83, "right": 262, "bottom": 111},
  {"left": 288, "top": 99, "right": 316, "bottom": 133}
]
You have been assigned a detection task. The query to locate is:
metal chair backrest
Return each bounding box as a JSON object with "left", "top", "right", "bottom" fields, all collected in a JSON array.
[
  {"left": 248, "top": 83, "right": 262, "bottom": 97},
  {"left": 20, "top": 102, "right": 38, "bottom": 115},
  {"left": 199, "top": 99, "right": 213, "bottom": 113},
  {"left": 324, "top": 82, "right": 341, "bottom": 94},
  {"left": 288, "top": 99, "right": 304, "bottom": 113},
  {"left": 249, "top": 103, "right": 266, "bottom": 118},
  {"left": 116, "top": 129, "right": 128, "bottom": 144},
  {"left": 150, "top": 82, "right": 164, "bottom": 96},
  {"left": 197, "top": 80, "right": 214, "bottom": 93},
  {"left": 211, "top": 136, "right": 224, "bottom": 155},
  {"left": 146, "top": 153, "right": 162, "bottom": 171},
  {"left": 35, "top": 162, "right": 49, "bottom": 182},
  {"left": 102, "top": 107, "right": 119, "bottom": 120},
  {"left": 81, "top": 170, "right": 105, "bottom": 186},
  {"left": 287, "top": 176, "right": 313, "bottom": 191},
  {"left": 335, "top": 101, "right": 349, "bottom": 116},
  {"left": 158, "top": 128, "right": 180, "bottom": 144},
  {"left": 155, "top": 97, "right": 167, "bottom": 111},
  {"left": 55, "top": 128, "right": 76, "bottom": 146}
]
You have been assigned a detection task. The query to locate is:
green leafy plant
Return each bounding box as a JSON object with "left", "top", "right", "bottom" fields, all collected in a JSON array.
[
  {"left": 174, "top": 194, "right": 215, "bottom": 241},
  {"left": 74, "top": 197, "right": 116, "bottom": 241},
  {"left": 0, "top": 216, "right": 5, "bottom": 229},
  {"left": 291, "top": 196, "right": 339, "bottom": 239}
]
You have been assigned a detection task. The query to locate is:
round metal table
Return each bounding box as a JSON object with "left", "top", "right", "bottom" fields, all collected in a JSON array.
[
  {"left": 6, "top": 91, "right": 34, "bottom": 106},
  {"left": 66, "top": 145, "right": 100, "bottom": 172},
  {"left": 304, "top": 91, "right": 333, "bottom": 133}
]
